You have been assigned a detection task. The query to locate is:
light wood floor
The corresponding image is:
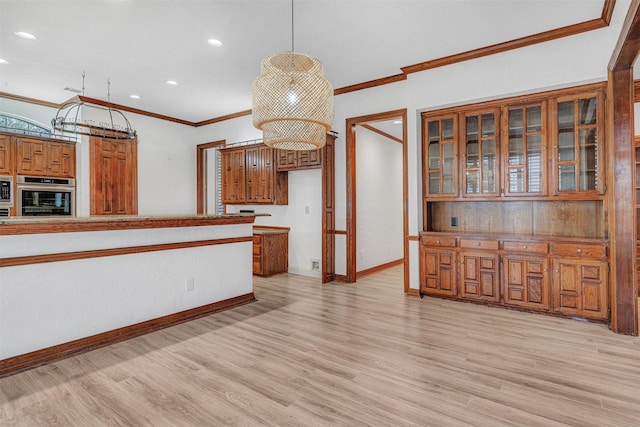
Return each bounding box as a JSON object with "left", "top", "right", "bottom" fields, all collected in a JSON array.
[{"left": 1, "top": 266, "right": 640, "bottom": 426}]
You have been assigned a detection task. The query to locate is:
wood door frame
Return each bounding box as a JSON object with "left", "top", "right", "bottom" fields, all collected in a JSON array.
[
  {"left": 608, "top": 0, "right": 640, "bottom": 335},
  {"left": 345, "top": 109, "right": 409, "bottom": 292},
  {"left": 196, "top": 140, "right": 225, "bottom": 214}
]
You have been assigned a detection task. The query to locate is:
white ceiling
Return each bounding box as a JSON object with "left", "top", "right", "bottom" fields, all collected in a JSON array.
[{"left": 0, "top": 0, "right": 607, "bottom": 123}]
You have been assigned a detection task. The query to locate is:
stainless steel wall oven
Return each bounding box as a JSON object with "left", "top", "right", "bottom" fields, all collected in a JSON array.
[{"left": 17, "top": 176, "right": 75, "bottom": 216}]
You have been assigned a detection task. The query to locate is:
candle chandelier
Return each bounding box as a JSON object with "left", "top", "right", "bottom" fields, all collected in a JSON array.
[{"left": 252, "top": 0, "right": 333, "bottom": 150}]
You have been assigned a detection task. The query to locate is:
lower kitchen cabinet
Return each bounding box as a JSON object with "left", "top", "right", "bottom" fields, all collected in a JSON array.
[
  {"left": 502, "top": 254, "right": 550, "bottom": 310},
  {"left": 418, "top": 232, "right": 609, "bottom": 321},
  {"left": 253, "top": 227, "right": 289, "bottom": 277}
]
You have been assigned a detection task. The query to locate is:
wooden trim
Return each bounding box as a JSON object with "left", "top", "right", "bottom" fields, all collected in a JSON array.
[
  {"left": 0, "top": 215, "right": 256, "bottom": 236},
  {"left": 0, "top": 236, "right": 253, "bottom": 267},
  {"left": 402, "top": 18, "right": 608, "bottom": 75},
  {"left": 609, "top": 0, "right": 640, "bottom": 70},
  {"left": 406, "top": 288, "right": 421, "bottom": 298},
  {"left": 408, "top": 235, "right": 420, "bottom": 241},
  {"left": 334, "top": 274, "right": 347, "bottom": 282},
  {"left": 196, "top": 140, "right": 226, "bottom": 214},
  {"left": 356, "top": 258, "right": 404, "bottom": 279},
  {"left": 322, "top": 134, "right": 337, "bottom": 283},
  {"left": 254, "top": 225, "right": 291, "bottom": 231},
  {"left": 195, "top": 110, "right": 253, "bottom": 127},
  {"left": 334, "top": 74, "right": 407, "bottom": 96},
  {"left": 78, "top": 96, "right": 193, "bottom": 126},
  {"left": 0, "top": 91, "right": 61, "bottom": 109},
  {"left": 634, "top": 80, "right": 640, "bottom": 102},
  {"left": 359, "top": 124, "right": 403, "bottom": 144},
  {"left": 0, "top": 292, "right": 256, "bottom": 378},
  {"left": 346, "top": 108, "right": 408, "bottom": 289},
  {"left": 602, "top": 0, "right": 617, "bottom": 25},
  {"left": 606, "top": 0, "right": 640, "bottom": 335}
]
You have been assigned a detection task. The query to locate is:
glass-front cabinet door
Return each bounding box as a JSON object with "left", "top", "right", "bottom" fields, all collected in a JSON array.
[
  {"left": 422, "top": 114, "right": 458, "bottom": 198},
  {"left": 553, "top": 92, "right": 604, "bottom": 195},
  {"left": 463, "top": 109, "right": 499, "bottom": 197},
  {"left": 503, "top": 102, "right": 547, "bottom": 197}
]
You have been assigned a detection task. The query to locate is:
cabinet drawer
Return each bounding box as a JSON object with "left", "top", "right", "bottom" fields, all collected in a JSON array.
[
  {"left": 551, "top": 243, "right": 607, "bottom": 258},
  {"left": 421, "top": 236, "right": 456, "bottom": 247},
  {"left": 502, "top": 241, "right": 548, "bottom": 254},
  {"left": 460, "top": 238, "right": 499, "bottom": 251}
]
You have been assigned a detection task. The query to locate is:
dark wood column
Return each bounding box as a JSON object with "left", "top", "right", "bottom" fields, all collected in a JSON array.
[{"left": 608, "top": 0, "right": 640, "bottom": 335}]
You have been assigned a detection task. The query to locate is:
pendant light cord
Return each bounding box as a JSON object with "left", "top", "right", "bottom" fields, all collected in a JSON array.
[{"left": 291, "top": 0, "right": 294, "bottom": 53}]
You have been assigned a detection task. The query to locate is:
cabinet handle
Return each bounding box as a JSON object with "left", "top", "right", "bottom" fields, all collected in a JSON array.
[{"left": 576, "top": 248, "right": 582, "bottom": 253}]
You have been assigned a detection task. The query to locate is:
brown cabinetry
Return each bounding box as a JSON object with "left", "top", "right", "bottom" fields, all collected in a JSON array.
[
  {"left": 90, "top": 137, "right": 137, "bottom": 215},
  {"left": 0, "top": 134, "right": 14, "bottom": 175},
  {"left": 17, "top": 137, "right": 76, "bottom": 178},
  {"left": 418, "top": 233, "right": 608, "bottom": 321},
  {"left": 551, "top": 242, "right": 608, "bottom": 320},
  {"left": 276, "top": 148, "right": 322, "bottom": 171},
  {"left": 220, "top": 144, "right": 287, "bottom": 205},
  {"left": 420, "top": 236, "right": 457, "bottom": 297},
  {"left": 253, "top": 227, "right": 289, "bottom": 277}
]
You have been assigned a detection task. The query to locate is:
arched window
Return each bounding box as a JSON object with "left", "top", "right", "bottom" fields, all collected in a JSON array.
[{"left": 0, "top": 113, "right": 52, "bottom": 136}]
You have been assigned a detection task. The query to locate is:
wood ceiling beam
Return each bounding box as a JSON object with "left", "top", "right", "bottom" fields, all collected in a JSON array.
[{"left": 358, "top": 123, "right": 403, "bottom": 144}]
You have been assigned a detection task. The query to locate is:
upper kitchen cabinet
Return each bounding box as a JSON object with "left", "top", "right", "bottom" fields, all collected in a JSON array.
[
  {"left": 17, "top": 137, "right": 75, "bottom": 178},
  {"left": 0, "top": 134, "right": 14, "bottom": 175},
  {"left": 220, "top": 143, "right": 288, "bottom": 205},
  {"left": 462, "top": 109, "right": 499, "bottom": 197},
  {"left": 422, "top": 114, "right": 458, "bottom": 198},
  {"left": 551, "top": 90, "right": 604, "bottom": 197},
  {"left": 276, "top": 148, "right": 322, "bottom": 171},
  {"left": 502, "top": 102, "right": 547, "bottom": 197}
]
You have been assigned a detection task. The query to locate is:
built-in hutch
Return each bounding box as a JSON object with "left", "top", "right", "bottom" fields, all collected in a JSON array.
[{"left": 420, "top": 82, "right": 609, "bottom": 321}]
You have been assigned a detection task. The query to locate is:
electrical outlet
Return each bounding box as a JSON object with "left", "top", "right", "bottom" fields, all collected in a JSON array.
[
  {"left": 305, "top": 206, "right": 310, "bottom": 214},
  {"left": 186, "top": 278, "right": 195, "bottom": 292},
  {"left": 311, "top": 259, "right": 320, "bottom": 271}
]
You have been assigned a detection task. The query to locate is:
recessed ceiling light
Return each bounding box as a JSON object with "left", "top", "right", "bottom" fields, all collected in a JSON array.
[
  {"left": 130, "top": 94, "right": 141, "bottom": 99},
  {"left": 166, "top": 80, "right": 178, "bottom": 86},
  {"left": 0, "top": 58, "right": 9, "bottom": 65},
  {"left": 392, "top": 120, "right": 402, "bottom": 125},
  {"left": 15, "top": 31, "right": 37, "bottom": 40},
  {"left": 207, "top": 39, "right": 223, "bottom": 47}
]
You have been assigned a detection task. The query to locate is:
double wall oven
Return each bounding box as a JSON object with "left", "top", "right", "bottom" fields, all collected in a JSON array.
[{"left": 16, "top": 176, "right": 75, "bottom": 216}]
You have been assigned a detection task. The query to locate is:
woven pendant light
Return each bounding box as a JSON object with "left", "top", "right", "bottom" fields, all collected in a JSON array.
[{"left": 252, "top": 1, "right": 333, "bottom": 150}]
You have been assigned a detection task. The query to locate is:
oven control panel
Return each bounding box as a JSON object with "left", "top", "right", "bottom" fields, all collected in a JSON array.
[{"left": 0, "top": 176, "right": 13, "bottom": 206}]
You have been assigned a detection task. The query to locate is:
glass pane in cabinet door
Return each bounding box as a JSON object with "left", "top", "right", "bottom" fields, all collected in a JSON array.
[
  {"left": 526, "top": 106, "right": 542, "bottom": 132},
  {"left": 509, "top": 109, "right": 523, "bottom": 135},
  {"left": 580, "top": 170, "right": 596, "bottom": 191},
  {"left": 527, "top": 134, "right": 542, "bottom": 193},
  {"left": 558, "top": 130, "right": 575, "bottom": 161},
  {"left": 509, "top": 168, "right": 524, "bottom": 192},
  {"left": 578, "top": 98, "right": 597, "bottom": 125},
  {"left": 442, "top": 119, "right": 454, "bottom": 140},
  {"left": 428, "top": 121, "right": 439, "bottom": 142},
  {"left": 509, "top": 137, "right": 524, "bottom": 165},
  {"left": 557, "top": 101, "right": 574, "bottom": 129},
  {"left": 429, "top": 142, "right": 440, "bottom": 169},
  {"left": 466, "top": 142, "right": 479, "bottom": 168},
  {"left": 559, "top": 164, "right": 576, "bottom": 191},
  {"left": 481, "top": 113, "right": 495, "bottom": 137},
  {"left": 466, "top": 170, "right": 479, "bottom": 194},
  {"left": 442, "top": 143, "right": 455, "bottom": 194},
  {"left": 429, "top": 173, "right": 441, "bottom": 194},
  {"left": 482, "top": 139, "right": 496, "bottom": 192}
]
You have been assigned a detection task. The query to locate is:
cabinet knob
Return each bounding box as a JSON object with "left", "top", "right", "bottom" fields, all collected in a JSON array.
[
  {"left": 522, "top": 245, "right": 527, "bottom": 249},
  {"left": 544, "top": 268, "right": 548, "bottom": 272},
  {"left": 476, "top": 242, "right": 481, "bottom": 246},
  {"left": 555, "top": 269, "right": 559, "bottom": 273},
  {"left": 577, "top": 248, "right": 582, "bottom": 253},
  {"left": 436, "top": 240, "right": 440, "bottom": 244}
]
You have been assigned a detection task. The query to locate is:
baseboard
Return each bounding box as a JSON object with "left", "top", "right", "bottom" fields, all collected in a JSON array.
[
  {"left": 0, "top": 292, "right": 256, "bottom": 378},
  {"left": 406, "top": 288, "right": 421, "bottom": 298},
  {"left": 356, "top": 258, "right": 404, "bottom": 279}
]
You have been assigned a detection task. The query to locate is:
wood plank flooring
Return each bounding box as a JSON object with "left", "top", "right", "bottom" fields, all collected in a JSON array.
[{"left": 1, "top": 266, "right": 640, "bottom": 426}]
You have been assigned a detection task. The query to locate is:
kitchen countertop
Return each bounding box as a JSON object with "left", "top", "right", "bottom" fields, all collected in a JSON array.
[{"left": 0, "top": 213, "right": 269, "bottom": 235}]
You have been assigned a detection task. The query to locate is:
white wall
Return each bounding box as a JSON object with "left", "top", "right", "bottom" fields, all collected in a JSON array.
[{"left": 356, "top": 126, "right": 403, "bottom": 271}]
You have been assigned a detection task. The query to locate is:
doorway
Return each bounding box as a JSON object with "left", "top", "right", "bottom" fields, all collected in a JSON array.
[
  {"left": 345, "top": 109, "right": 408, "bottom": 291},
  {"left": 196, "top": 140, "right": 225, "bottom": 214}
]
